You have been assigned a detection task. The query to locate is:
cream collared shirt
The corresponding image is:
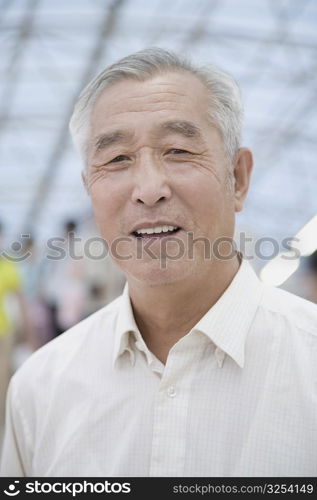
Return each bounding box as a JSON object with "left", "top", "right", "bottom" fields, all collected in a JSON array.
[{"left": 1, "top": 260, "right": 317, "bottom": 477}]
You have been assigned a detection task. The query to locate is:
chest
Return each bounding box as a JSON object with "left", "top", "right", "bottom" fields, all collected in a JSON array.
[{"left": 31, "top": 350, "right": 317, "bottom": 476}]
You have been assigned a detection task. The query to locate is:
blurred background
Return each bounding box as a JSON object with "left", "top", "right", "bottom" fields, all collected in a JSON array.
[{"left": 0, "top": 0, "right": 317, "bottom": 446}]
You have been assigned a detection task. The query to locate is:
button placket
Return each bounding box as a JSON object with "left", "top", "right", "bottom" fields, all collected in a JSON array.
[{"left": 150, "top": 341, "right": 203, "bottom": 476}]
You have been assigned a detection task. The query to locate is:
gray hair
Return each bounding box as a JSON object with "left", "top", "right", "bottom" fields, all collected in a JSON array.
[{"left": 69, "top": 47, "right": 243, "bottom": 168}]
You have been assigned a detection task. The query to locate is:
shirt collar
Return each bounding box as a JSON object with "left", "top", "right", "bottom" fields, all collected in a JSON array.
[
  {"left": 191, "top": 258, "right": 263, "bottom": 368},
  {"left": 113, "top": 258, "right": 263, "bottom": 369},
  {"left": 113, "top": 282, "right": 153, "bottom": 367}
]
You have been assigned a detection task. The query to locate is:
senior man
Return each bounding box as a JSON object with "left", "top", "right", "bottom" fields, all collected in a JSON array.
[{"left": 1, "top": 48, "right": 316, "bottom": 477}]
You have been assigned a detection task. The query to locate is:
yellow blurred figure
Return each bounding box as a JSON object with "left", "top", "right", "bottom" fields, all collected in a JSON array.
[
  {"left": 0, "top": 257, "right": 21, "bottom": 334},
  {"left": 0, "top": 257, "right": 22, "bottom": 436}
]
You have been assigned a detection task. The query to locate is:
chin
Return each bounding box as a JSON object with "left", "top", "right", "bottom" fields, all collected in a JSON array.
[{"left": 121, "top": 259, "right": 194, "bottom": 287}]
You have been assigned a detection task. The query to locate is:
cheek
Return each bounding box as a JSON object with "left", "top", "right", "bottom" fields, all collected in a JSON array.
[
  {"left": 182, "top": 176, "right": 224, "bottom": 213},
  {"left": 180, "top": 175, "right": 234, "bottom": 231},
  {"left": 89, "top": 184, "right": 122, "bottom": 235}
]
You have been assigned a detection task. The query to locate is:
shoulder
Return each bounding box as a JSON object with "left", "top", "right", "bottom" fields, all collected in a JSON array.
[
  {"left": 259, "top": 284, "right": 317, "bottom": 337},
  {"left": 11, "top": 295, "right": 122, "bottom": 388}
]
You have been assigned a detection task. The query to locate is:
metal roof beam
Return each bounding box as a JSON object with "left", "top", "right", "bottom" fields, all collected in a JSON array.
[{"left": 22, "top": 0, "right": 126, "bottom": 232}]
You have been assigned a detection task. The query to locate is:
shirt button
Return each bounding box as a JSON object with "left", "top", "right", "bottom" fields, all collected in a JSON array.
[{"left": 167, "top": 386, "right": 176, "bottom": 398}]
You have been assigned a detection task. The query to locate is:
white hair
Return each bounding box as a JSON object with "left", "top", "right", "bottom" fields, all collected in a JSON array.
[{"left": 69, "top": 47, "right": 243, "bottom": 168}]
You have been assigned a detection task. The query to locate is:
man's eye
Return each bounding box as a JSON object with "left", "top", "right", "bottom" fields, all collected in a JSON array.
[
  {"left": 109, "top": 155, "right": 129, "bottom": 163},
  {"left": 167, "top": 149, "right": 190, "bottom": 155}
]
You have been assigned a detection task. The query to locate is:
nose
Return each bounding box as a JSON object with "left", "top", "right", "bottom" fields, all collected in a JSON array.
[{"left": 131, "top": 154, "right": 172, "bottom": 206}]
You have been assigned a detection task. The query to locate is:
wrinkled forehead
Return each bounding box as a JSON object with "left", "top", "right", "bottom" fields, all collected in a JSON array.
[{"left": 90, "top": 71, "right": 211, "bottom": 133}]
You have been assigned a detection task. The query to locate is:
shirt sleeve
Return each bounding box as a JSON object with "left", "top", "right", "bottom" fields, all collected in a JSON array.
[{"left": 0, "top": 377, "right": 31, "bottom": 477}]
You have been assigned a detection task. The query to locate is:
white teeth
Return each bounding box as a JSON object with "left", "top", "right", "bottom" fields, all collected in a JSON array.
[{"left": 135, "top": 225, "right": 178, "bottom": 235}]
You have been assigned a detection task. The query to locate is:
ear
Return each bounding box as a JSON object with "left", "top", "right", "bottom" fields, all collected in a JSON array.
[
  {"left": 233, "top": 148, "right": 253, "bottom": 212},
  {"left": 81, "top": 170, "right": 89, "bottom": 194}
]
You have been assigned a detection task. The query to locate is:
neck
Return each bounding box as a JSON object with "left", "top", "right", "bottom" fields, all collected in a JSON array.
[{"left": 127, "top": 256, "right": 241, "bottom": 364}]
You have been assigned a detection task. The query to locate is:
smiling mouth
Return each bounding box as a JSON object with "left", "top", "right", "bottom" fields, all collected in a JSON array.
[{"left": 132, "top": 225, "right": 181, "bottom": 238}]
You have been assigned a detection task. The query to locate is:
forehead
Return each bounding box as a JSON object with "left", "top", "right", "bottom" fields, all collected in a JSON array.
[{"left": 90, "top": 71, "right": 211, "bottom": 132}]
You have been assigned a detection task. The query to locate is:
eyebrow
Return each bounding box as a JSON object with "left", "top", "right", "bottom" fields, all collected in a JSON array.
[
  {"left": 159, "top": 120, "right": 202, "bottom": 138},
  {"left": 93, "top": 131, "right": 132, "bottom": 153},
  {"left": 92, "top": 120, "right": 202, "bottom": 154}
]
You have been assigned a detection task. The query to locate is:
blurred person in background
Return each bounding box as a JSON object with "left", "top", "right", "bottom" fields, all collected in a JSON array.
[
  {"left": 40, "top": 219, "right": 87, "bottom": 338},
  {"left": 305, "top": 250, "right": 317, "bottom": 303},
  {"left": 281, "top": 250, "right": 317, "bottom": 303},
  {"left": 0, "top": 222, "right": 33, "bottom": 443},
  {"left": 83, "top": 282, "right": 108, "bottom": 318},
  {"left": 19, "top": 235, "right": 53, "bottom": 351},
  {"left": 1, "top": 48, "right": 317, "bottom": 477}
]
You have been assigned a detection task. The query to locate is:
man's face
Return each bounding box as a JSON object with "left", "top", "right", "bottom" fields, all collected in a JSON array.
[{"left": 85, "top": 71, "right": 242, "bottom": 286}]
